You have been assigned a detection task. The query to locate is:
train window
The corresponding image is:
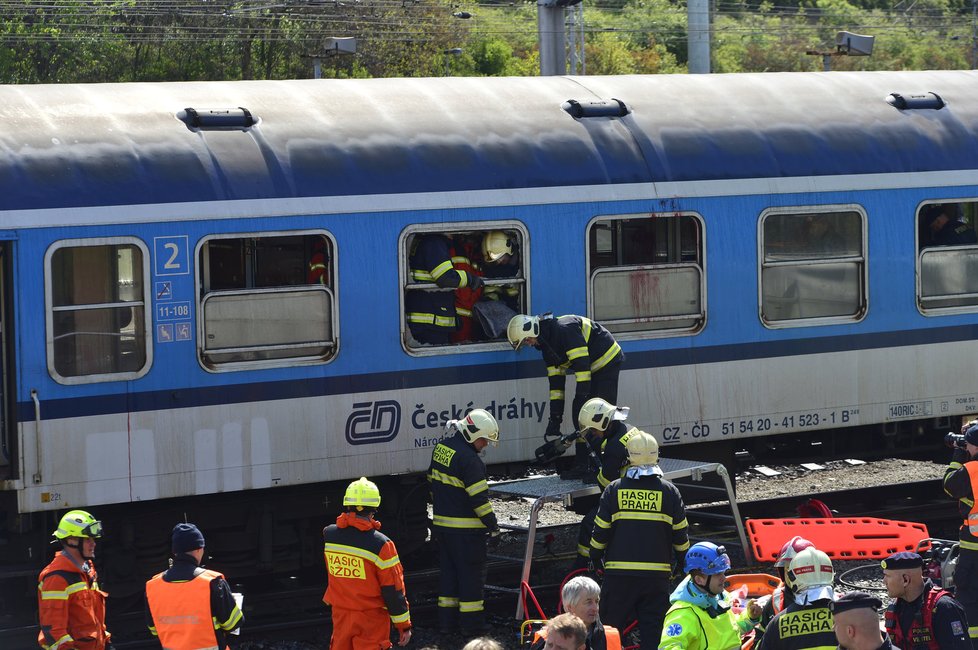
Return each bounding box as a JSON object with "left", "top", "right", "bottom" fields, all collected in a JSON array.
[
  {"left": 197, "top": 232, "right": 337, "bottom": 369},
  {"left": 586, "top": 213, "right": 705, "bottom": 337},
  {"left": 760, "top": 208, "right": 866, "bottom": 326},
  {"left": 401, "top": 224, "right": 528, "bottom": 353},
  {"left": 45, "top": 239, "right": 152, "bottom": 384},
  {"left": 918, "top": 200, "right": 978, "bottom": 312}
]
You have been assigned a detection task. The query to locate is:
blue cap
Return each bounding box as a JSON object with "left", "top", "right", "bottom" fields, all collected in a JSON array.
[
  {"left": 171, "top": 523, "right": 205, "bottom": 554},
  {"left": 830, "top": 591, "right": 882, "bottom": 615},
  {"left": 881, "top": 551, "right": 923, "bottom": 570},
  {"left": 965, "top": 424, "right": 978, "bottom": 446}
]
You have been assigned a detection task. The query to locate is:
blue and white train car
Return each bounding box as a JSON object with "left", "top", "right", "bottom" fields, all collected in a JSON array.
[{"left": 1, "top": 72, "right": 977, "bottom": 579}]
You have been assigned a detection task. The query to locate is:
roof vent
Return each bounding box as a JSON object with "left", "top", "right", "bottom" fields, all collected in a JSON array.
[
  {"left": 886, "top": 92, "right": 945, "bottom": 110},
  {"left": 177, "top": 107, "right": 256, "bottom": 130},
  {"left": 563, "top": 98, "right": 629, "bottom": 118}
]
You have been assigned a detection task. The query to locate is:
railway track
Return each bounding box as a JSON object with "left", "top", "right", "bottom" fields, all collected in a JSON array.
[{"left": 2, "top": 476, "right": 959, "bottom": 650}]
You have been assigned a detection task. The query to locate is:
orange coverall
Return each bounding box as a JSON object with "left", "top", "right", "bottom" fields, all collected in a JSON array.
[
  {"left": 323, "top": 512, "right": 411, "bottom": 650},
  {"left": 37, "top": 552, "right": 110, "bottom": 650}
]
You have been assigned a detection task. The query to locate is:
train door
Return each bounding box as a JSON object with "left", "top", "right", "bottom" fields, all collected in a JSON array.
[{"left": 0, "top": 242, "right": 13, "bottom": 478}]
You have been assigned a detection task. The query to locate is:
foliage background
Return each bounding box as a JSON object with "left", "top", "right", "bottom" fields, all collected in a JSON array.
[{"left": 0, "top": 0, "right": 973, "bottom": 82}]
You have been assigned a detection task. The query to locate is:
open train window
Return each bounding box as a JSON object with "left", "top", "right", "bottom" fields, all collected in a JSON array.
[
  {"left": 586, "top": 213, "right": 705, "bottom": 338},
  {"left": 917, "top": 200, "right": 978, "bottom": 313},
  {"left": 400, "top": 223, "right": 528, "bottom": 354},
  {"left": 197, "top": 231, "right": 337, "bottom": 370},
  {"left": 45, "top": 238, "right": 152, "bottom": 384},
  {"left": 760, "top": 207, "right": 866, "bottom": 326}
]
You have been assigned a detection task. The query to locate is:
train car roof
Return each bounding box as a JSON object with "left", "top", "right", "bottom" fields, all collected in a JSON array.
[{"left": 1, "top": 71, "right": 977, "bottom": 212}]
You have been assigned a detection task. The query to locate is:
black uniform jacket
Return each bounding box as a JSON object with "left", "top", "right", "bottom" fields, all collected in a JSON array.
[
  {"left": 887, "top": 579, "right": 971, "bottom": 649},
  {"left": 589, "top": 471, "right": 688, "bottom": 575},
  {"left": 537, "top": 315, "right": 622, "bottom": 423},
  {"left": 596, "top": 422, "right": 638, "bottom": 489},
  {"left": 758, "top": 599, "right": 834, "bottom": 650},
  {"left": 427, "top": 431, "right": 497, "bottom": 533}
]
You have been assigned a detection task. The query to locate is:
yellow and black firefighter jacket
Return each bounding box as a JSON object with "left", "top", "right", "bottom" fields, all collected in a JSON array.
[
  {"left": 428, "top": 431, "right": 498, "bottom": 533},
  {"left": 757, "top": 600, "right": 835, "bottom": 650},
  {"left": 596, "top": 422, "right": 639, "bottom": 490},
  {"left": 406, "top": 234, "right": 481, "bottom": 339},
  {"left": 943, "top": 446, "right": 978, "bottom": 552},
  {"left": 589, "top": 470, "right": 689, "bottom": 576},
  {"left": 537, "top": 314, "right": 623, "bottom": 423}
]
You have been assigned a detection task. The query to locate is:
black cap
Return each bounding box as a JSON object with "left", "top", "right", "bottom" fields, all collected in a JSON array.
[
  {"left": 830, "top": 591, "right": 882, "bottom": 615},
  {"left": 171, "top": 523, "right": 205, "bottom": 554},
  {"left": 965, "top": 424, "right": 978, "bottom": 446},
  {"left": 881, "top": 551, "right": 923, "bottom": 570}
]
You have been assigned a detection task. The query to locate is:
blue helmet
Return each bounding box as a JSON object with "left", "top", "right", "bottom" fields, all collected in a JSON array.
[{"left": 684, "top": 542, "right": 731, "bottom": 575}]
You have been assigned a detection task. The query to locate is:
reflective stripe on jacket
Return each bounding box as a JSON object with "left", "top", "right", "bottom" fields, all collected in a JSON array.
[
  {"left": 407, "top": 234, "right": 479, "bottom": 333},
  {"left": 943, "top": 451, "right": 978, "bottom": 549},
  {"left": 323, "top": 512, "right": 411, "bottom": 631},
  {"left": 37, "top": 552, "right": 110, "bottom": 650},
  {"left": 427, "top": 431, "right": 497, "bottom": 532},
  {"left": 885, "top": 585, "right": 952, "bottom": 650},
  {"left": 146, "top": 569, "right": 225, "bottom": 650},
  {"left": 589, "top": 472, "right": 689, "bottom": 574},
  {"left": 660, "top": 599, "right": 754, "bottom": 650},
  {"left": 759, "top": 601, "right": 836, "bottom": 650},
  {"left": 538, "top": 315, "right": 622, "bottom": 422},
  {"left": 597, "top": 423, "right": 637, "bottom": 489}
]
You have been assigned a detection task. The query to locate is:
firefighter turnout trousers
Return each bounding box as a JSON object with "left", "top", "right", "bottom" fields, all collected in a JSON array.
[
  {"left": 599, "top": 572, "right": 671, "bottom": 648},
  {"left": 437, "top": 531, "right": 488, "bottom": 633}
]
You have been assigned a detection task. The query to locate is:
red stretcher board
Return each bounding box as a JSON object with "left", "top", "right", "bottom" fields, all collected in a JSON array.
[{"left": 747, "top": 517, "right": 930, "bottom": 562}]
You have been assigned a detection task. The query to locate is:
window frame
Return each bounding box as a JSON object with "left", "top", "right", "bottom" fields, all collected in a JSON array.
[
  {"left": 757, "top": 205, "right": 868, "bottom": 329},
  {"left": 195, "top": 229, "right": 339, "bottom": 372},
  {"left": 44, "top": 237, "right": 153, "bottom": 385},
  {"left": 585, "top": 211, "right": 707, "bottom": 340},
  {"left": 916, "top": 198, "right": 978, "bottom": 316},
  {"left": 399, "top": 221, "right": 530, "bottom": 357}
]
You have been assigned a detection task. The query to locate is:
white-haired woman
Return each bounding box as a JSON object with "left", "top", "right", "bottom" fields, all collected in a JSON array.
[{"left": 560, "top": 576, "right": 621, "bottom": 650}]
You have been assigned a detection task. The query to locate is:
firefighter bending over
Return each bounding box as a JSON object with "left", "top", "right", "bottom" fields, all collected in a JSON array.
[{"left": 507, "top": 313, "right": 623, "bottom": 480}]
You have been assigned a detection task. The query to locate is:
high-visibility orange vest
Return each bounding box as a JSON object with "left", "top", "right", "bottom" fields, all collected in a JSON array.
[
  {"left": 533, "top": 623, "right": 621, "bottom": 650},
  {"left": 964, "top": 463, "right": 978, "bottom": 535},
  {"left": 146, "top": 569, "right": 227, "bottom": 650}
]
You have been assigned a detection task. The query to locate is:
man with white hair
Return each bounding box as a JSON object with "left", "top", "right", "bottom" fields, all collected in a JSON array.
[
  {"left": 589, "top": 431, "right": 689, "bottom": 646},
  {"left": 560, "top": 576, "right": 621, "bottom": 650}
]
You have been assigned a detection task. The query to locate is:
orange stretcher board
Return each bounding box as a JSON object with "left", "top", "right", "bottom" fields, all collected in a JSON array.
[{"left": 747, "top": 517, "right": 930, "bottom": 562}]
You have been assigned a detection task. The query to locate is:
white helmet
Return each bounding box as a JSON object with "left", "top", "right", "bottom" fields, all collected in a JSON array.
[
  {"left": 774, "top": 536, "right": 815, "bottom": 569},
  {"left": 482, "top": 230, "right": 514, "bottom": 262},
  {"left": 625, "top": 430, "right": 659, "bottom": 466},
  {"left": 507, "top": 314, "right": 539, "bottom": 350},
  {"left": 786, "top": 548, "right": 835, "bottom": 604},
  {"left": 455, "top": 409, "right": 499, "bottom": 446},
  {"left": 578, "top": 398, "right": 629, "bottom": 432}
]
